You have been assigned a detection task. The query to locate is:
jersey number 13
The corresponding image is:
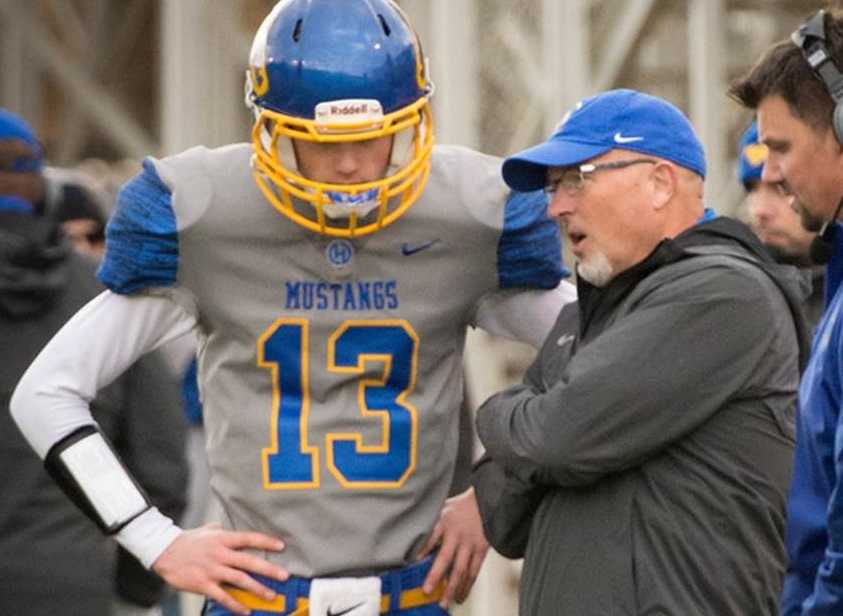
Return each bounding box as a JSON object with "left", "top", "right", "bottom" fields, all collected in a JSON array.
[{"left": 258, "top": 318, "right": 419, "bottom": 490}]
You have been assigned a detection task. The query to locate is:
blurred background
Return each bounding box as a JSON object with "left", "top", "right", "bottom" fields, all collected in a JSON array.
[
  {"left": 0, "top": 0, "right": 834, "bottom": 613},
  {"left": 1, "top": 0, "right": 833, "bottom": 211}
]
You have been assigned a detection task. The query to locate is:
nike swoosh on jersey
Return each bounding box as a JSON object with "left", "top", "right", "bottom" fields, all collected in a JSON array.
[
  {"left": 327, "top": 603, "right": 364, "bottom": 616},
  {"left": 613, "top": 132, "right": 644, "bottom": 144},
  {"left": 401, "top": 239, "right": 441, "bottom": 256}
]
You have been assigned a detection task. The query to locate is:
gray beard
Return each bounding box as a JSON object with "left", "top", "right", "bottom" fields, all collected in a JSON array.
[{"left": 576, "top": 251, "right": 614, "bottom": 287}]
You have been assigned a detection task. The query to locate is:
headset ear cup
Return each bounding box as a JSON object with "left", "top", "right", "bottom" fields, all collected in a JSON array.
[{"left": 834, "top": 103, "right": 843, "bottom": 144}]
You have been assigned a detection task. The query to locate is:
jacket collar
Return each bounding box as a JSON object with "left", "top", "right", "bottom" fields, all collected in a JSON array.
[{"left": 576, "top": 217, "right": 779, "bottom": 340}]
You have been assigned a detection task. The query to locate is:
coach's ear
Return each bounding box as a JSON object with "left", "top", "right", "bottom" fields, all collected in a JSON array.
[{"left": 649, "top": 161, "right": 677, "bottom": 211}]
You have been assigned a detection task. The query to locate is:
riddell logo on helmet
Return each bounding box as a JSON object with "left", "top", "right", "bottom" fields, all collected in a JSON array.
[
  {"left": 331, "top": 103, "right": 372, "bottom": 116},
  {"left": 315, "top": 99, "right": 384, "bottom": 127}
]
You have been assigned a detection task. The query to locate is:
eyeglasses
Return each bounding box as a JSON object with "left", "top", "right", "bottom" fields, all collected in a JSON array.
[{"left": 544, "top": 158, "right": 657, "bottom": 196}]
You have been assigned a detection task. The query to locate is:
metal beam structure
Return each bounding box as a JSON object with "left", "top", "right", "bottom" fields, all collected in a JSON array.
[
  {"left": 0, "top": 1, "right": 816, "bottom": 170},
  {"left": 0, "top": 0, "right": 157, "bottom": 160},
  {"left": 432, "top": 0, "right": 479, "bottom": 147},
  {"left": 689, "top": 0, "right": 729, "bottom": 210},
  {"left": 0, "top": 1, "right": 32, "bottom": 118},
  {"left": 593, "top": 0, "right": 659, "bottom": 92},
  {"left": 160, "top": 0, "right": 250, "bottom": 156},
  {"left": 48, "top": 0, "right": 151, "bottom": 162},
  {"left": 543, "top": 0, "right": 590, "bottom": 134},
  {"left": 498, "top": 0, "right": 589, "bottom": 150}
]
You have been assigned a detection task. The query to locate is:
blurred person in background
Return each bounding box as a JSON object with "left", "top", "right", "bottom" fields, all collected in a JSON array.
[
  {"left": 0, "top": 113, "right": 106, "bottom": 259},
  {"left": 52, "top": 174, "right": 107, "bottom": 259},
  {"left": 738, "top": 121, "right": 824, "bottom": 329},
  {"left": 0, "top": 108, "right": 189, "bottom": 616}
]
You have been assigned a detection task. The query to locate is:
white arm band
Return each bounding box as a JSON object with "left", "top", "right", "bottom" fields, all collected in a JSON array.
[{"left": 45, "top": 426, "right": 151, "bottom": 533}]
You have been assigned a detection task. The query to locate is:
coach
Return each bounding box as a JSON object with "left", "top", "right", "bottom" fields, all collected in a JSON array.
[
  {"left": 731, "top": 9, "right": 843, "bottom": 615},
  {"left": 471, "top": 89, "right": 809, "bottom": 615}
]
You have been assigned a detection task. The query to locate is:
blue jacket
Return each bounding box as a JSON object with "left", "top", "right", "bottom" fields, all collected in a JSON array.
[{"left": 783, "top": 226, "right": 843, "bottom": 614}]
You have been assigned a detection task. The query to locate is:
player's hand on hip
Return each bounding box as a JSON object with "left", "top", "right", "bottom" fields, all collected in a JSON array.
[
  {"left": 151, "top": 522, "right": 288, "bottom": 616},
  {"left": 418, "top": 487, "right": 489, "bottom": 608}
]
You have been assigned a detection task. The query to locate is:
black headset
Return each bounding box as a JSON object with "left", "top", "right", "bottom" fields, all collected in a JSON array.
[{"left": 792, "top": 9, "right": 843, "bottom": 263}]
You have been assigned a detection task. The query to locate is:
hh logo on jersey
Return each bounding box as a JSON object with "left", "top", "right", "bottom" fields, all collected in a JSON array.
[{"left": 326, "top": 239, "right": 354, "bottom": 269}]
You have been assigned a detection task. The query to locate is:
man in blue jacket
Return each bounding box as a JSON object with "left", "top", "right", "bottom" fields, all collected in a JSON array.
[{"left": 731, "top": 8, "right": 843, "bottom": 615}]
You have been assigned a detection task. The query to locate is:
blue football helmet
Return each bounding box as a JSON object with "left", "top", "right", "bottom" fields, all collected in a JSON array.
[{"left": 246, "top": 0, "right": 435, "bottom": 237}]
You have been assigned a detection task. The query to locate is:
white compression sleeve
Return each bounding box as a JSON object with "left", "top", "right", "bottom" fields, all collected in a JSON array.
[
  {"left": 11, "top": 290, "right": 197, "bottom": 457},
  {"left": 10, "top": 290, "right": 197, "bottom": 568},
  {"left": 116, "top": 507, "right": 184, "bottom": 569},
  {"left": 474, "top": 280, "right": 577, "bottom": 348}
]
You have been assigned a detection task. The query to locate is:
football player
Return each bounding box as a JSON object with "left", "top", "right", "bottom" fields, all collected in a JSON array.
[{"left": 10, "top": 1, "right": 574, "bottom": 615}]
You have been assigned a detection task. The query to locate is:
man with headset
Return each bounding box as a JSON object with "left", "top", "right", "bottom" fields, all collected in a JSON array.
[{"left": 731, "top": 9, "right": 843, "bottom": 614}]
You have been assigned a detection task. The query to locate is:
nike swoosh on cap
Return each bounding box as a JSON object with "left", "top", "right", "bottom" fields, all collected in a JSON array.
[{"left": 613, "top": 132, "right": 644, "bottom": 144}]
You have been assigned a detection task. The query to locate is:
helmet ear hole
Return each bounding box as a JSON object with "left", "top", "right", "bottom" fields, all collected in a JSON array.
[{"left": 292, "top": 18, "right": 303, "bottom": 42}]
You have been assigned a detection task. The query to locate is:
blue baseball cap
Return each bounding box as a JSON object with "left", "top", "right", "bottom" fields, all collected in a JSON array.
[
  {"left": 502, "top": 89, "right": 706, "bottom": 192},
  {"left": 0, "top": 109, "right": 43, "bottom": 214},
  {"left": 736, "top": 121, "right": 767, "bottom": 191},
  {"left": 0, "top": 109, "right": 42, "bottom": 169}
]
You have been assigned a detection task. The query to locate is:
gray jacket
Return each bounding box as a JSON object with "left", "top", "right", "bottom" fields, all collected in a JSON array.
[{"left": 473, "top": 218, "right": 810, "bottom": 615}]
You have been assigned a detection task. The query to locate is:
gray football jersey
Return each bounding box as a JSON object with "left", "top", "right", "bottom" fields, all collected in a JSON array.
[{"left": 98, "top": 143, "right": 562, "bottom": 577}]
